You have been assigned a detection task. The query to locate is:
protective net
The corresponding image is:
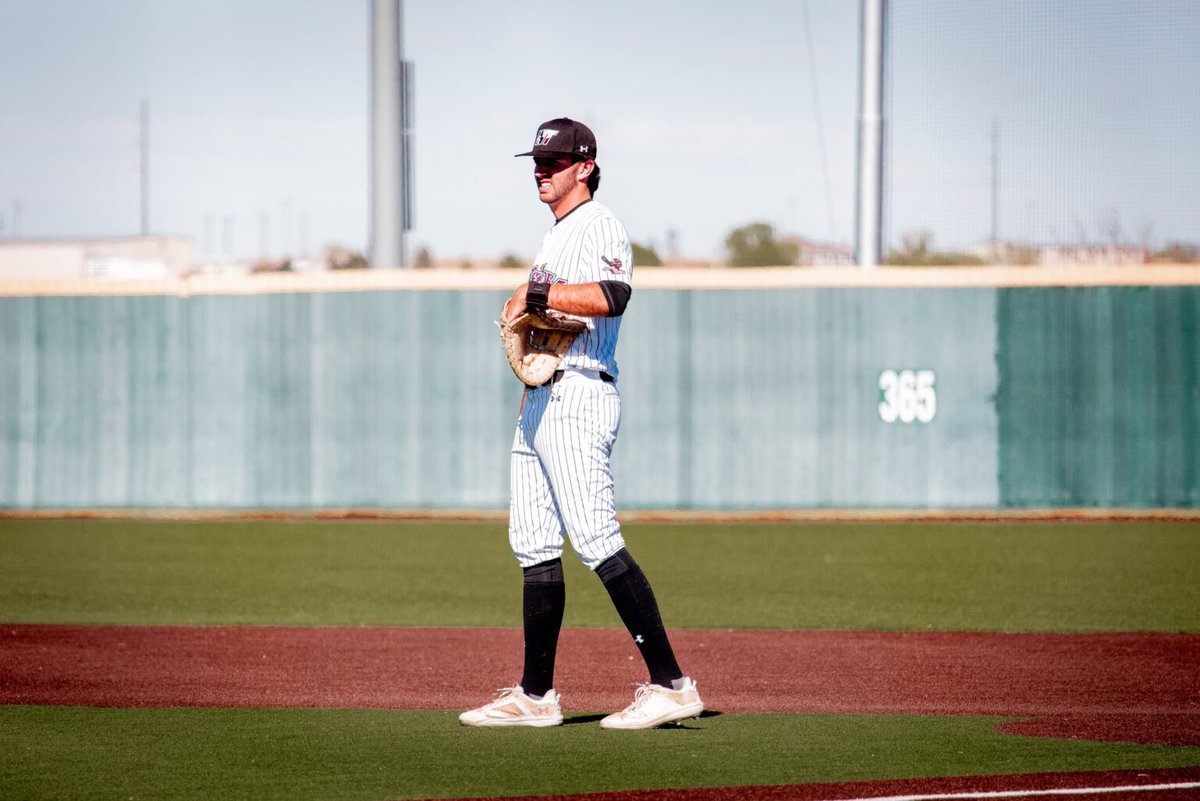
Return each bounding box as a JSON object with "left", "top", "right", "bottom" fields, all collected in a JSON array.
[{"left": 884, "top": 0, "right": 1200, "bottom": 265}]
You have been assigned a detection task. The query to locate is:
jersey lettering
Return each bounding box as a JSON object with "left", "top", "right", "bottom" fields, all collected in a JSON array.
[{"left": 530, "top": 265, "right": 567, "bottom": 284}]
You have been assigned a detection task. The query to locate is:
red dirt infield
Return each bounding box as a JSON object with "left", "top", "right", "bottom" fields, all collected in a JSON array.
[{"left": 2, "top": 625, "right": 1197, "bottom": 747}]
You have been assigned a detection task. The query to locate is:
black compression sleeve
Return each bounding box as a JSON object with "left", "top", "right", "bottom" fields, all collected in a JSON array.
[{"left": 597, "top": 280, "right": 632, "bottom": 317}]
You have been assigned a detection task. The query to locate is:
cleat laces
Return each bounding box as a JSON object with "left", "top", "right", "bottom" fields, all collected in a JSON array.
[
  {"left": 624, "top": 683, "right": 658, "bottom": 713},
  {"left": 483, "top": 687, "right": 521, "bottom": 707}
]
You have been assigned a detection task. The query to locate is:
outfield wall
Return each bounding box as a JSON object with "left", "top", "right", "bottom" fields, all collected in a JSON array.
[{"left": 1, "top": 268, "right": 1196, "bottom": 510}]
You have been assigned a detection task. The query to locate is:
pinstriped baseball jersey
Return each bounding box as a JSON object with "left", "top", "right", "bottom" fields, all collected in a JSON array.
[{"left": 527, "top": 199, "right": 632, "bottom": 378}]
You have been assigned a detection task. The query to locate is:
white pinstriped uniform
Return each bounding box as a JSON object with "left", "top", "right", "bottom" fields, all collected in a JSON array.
[{"left": 509, "top": 200, "right": 633, "bottom": 570}]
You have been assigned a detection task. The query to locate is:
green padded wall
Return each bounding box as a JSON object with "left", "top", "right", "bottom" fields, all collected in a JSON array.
[
  {"left": 0, "top": 295, "right": 191, "bottom": 506},
  {"left": 2, "top": 284, "right": 1195, "bottom": 509},
  {"left": 0, "top": 291, "right": 519, "bottom": 508},
  {"left": 996, "top": 285, "right": 1200, "bottom": 507},
  {"left": 617, "top": 288, "right": 998, "bottom": 508}
]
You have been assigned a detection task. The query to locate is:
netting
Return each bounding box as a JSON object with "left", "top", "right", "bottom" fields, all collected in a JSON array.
[{"left": 884, "top": 0, "right": 1200, "bottom": 264}]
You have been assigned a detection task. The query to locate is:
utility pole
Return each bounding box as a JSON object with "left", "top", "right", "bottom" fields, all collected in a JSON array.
[
  {"left": 854, "top": 0, "right": 885, "bottom": 268},
  {"left": 990, "top": 119, "right": 999, "bottom": 262},
  {"left": 259, "top": 212, "right": 270, "bottom": 258},
  {"left": 141, "top": 99, "right": 150, "bottom": 236}
]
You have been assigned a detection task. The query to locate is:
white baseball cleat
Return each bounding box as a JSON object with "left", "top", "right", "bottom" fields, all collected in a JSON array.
[
  {"left": 459, "top": 687, "right": 563, "bottom": 727},
  {"left": 600, "top": 677, "right": 704, "bottom": 730}
]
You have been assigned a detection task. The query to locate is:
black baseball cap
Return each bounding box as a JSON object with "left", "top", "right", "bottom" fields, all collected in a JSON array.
[{"left": 514, "top": 117, "right": 597, "bottom": 160}]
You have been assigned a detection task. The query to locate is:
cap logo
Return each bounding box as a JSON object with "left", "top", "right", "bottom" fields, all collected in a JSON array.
[
  {"left": 578, "top": 145, "right": 589, "bottom": 154},
  {"left": 534, "top": 128, "right": 559, "bottom": 147}
]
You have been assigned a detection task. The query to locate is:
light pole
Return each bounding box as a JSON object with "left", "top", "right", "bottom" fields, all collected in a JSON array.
[{"left": 855, "top": 0, "right": 885, "bottom": 268}]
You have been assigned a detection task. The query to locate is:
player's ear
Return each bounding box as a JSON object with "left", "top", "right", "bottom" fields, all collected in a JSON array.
[{"left": 576, "top": 160, "right": 595, "bottom": 182}]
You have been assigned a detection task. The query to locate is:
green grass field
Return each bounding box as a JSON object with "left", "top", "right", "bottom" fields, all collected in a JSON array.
[
  {"left": 3, "top": 707, "right": 1199, "bottom": 801},
  {"left": 2, "top": 519, "right": 1198, "bottom": 631},
  {"left": 1, "top": 517, "right": 1198, "bottom": 801}
]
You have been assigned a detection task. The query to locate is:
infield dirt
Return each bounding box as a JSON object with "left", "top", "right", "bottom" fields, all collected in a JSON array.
[{"left": 3, "top": 624, "right": 1196, "bottom": 747}]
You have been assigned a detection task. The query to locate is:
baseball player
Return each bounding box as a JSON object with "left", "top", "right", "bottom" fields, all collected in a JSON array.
[{"left": 460, "top": 118, "right": 703, "bottom": 729}]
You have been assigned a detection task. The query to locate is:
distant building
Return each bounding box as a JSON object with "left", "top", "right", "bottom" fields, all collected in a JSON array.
[
  {"left": 0, "top": 236, "right": 194, "bottom": 279},
  {"left": 966, "top": 240, "right": 1040, "bottom": 265},
  {"left": 781, "top": 236, "right": 856, "bottom": 267},
  {"left": 966, "top": 241, "right": 1148, "bottom": 267},
  {"left": 1038, "top": 244, "right": 1146, "bottom": 267}
]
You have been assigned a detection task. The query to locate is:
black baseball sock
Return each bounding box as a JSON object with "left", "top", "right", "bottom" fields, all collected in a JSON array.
[
  {"left": 595, "top": 548, "right": 683, "bottom": 687},
  {"left": 519, "top": 558, "right": 565, "bottom": 698}
]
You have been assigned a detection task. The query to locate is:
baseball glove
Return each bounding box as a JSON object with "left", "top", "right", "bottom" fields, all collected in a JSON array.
[{"left": 496, "top": 309, "right": 588, "bottom": 386}]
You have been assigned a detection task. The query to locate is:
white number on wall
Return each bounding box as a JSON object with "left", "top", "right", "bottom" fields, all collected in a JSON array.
[{"left": 878, "top": 369, "right": 937, "bottom": 424}]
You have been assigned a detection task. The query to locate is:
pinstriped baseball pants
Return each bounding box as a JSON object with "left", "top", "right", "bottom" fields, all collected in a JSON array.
[{"left": 508, "top": 372, "right": 626, "bottom": 570}]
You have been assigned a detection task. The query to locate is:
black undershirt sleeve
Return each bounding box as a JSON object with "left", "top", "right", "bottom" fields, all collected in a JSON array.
[{"left": 597, "top": 280, "right": 632, "bottom": 317}]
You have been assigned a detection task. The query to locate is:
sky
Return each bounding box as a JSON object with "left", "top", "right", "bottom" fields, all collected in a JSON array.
[
  {"left": 885, "top": 0, "right": 1200, "bottom": 253},
  {"left": 1, "top": 1, "right": 1196, "bottom": 264}
]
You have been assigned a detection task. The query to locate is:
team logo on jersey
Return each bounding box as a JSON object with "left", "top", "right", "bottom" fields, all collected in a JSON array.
[
  {"left": 534, "top": 129, "right": 559, "bottom": 147},
  {"left": 601, "top": 256, "right": 624, "bottom": 274},
  {"left": 530, "top": 265, "right": 564, "bottom": 284}
]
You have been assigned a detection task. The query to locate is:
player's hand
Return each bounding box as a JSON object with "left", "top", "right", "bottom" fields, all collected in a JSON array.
[{"left": 503, "top": 284, "right": 528, "bottom": 321}]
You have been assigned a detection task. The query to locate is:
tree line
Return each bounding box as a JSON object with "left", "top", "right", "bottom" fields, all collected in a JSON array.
[{"left": 329, "top": 221, "right": 1198, "bottom": 270}]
